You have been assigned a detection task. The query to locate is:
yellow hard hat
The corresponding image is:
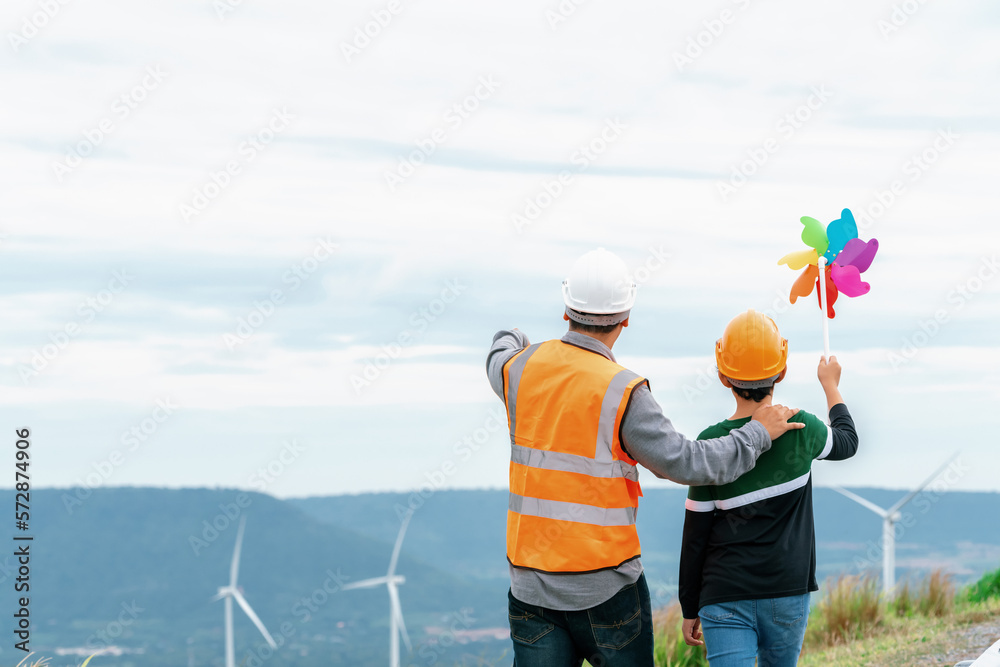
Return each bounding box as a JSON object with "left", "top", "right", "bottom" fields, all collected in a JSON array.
[{"left": 715, "top": 310, "right": 788, "bottom": 387}]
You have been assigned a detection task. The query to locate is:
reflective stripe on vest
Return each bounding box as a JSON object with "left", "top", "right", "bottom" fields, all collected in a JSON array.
[{"left": 502, "top": 339, "right": 647, "bottom": 574}]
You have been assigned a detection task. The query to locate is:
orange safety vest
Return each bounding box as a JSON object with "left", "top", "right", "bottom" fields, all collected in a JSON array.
[{"left": 502, "top": 339, "right": 647, "bottom": 574}]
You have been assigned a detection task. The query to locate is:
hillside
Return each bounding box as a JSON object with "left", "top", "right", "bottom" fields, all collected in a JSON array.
[
  {"left": 292, "top": 486, "right": 1000, "bottom": 598},
  {"left": 1, "top": 485, "right": 996, "bottom": 667},
  {"left": 0, "top": 488, "right": 500, "bottom": 667}
]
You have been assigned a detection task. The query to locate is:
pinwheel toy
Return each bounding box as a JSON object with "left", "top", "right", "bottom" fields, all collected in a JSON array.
[{"left": 778, "top": 208, "right": 878, "bottom": 357}]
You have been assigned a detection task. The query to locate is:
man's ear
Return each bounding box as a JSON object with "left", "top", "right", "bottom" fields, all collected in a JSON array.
[
  {"left": 776, "top": 368, "right": 787, "bottom": 383},
  {"left": 621, "top": 317, "right": 629, "bottom": 328},
  {"left": 718, "top": 372, "right": 733, "bottom": 388},
  {"left": 563, "top": 312, "right": 570, "bottom": 321}
]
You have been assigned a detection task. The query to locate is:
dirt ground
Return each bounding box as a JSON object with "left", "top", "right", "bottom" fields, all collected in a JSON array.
[{"left": 927, "top": 616, "right": 1000, "bottom": 666}]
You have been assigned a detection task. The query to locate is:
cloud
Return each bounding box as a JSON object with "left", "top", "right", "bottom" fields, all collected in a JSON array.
[{"left": 3, "top": 0, "right": 998, "bottom": 494}]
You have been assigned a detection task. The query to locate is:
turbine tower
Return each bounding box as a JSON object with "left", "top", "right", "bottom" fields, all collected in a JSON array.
[
  {"left": 831, "top": 454, "right": 958, "bottom": 598},
  {"left": 212, "top": 517, "right": 277, "bottom": 667},
  {"left": 343, "top": 510, "right": 414, "bottom": 667}
]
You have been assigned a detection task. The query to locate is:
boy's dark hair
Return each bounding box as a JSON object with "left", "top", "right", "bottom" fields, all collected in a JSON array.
[
  {"left": 567, "top": 310, "right": 620, "bottom": 335},
  {"left": 731, "top": 385, "right": 774, "bottom": 402}
]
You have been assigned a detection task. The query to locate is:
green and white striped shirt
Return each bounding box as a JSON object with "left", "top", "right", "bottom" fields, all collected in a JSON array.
[{"left": 679, "top": 404, "right": 858, "bottom": 618}]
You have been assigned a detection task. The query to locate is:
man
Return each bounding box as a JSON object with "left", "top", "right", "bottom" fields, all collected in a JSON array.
[{"left": 485, "top": 248, "right": 804, "bottom": 666}]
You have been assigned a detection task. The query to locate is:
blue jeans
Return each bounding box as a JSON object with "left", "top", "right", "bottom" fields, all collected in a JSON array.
[
  {"left": 508, "top": 573, "right": 654, "bottom": 667},
  {"left": 699, "top": 594, "right": 810, "bottom": 667}
]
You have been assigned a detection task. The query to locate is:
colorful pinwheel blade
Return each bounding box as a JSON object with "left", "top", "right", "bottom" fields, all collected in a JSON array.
[
  {"left": 815, "top": 266, "right": 839, "bottom": 318},
  {"left": 831, "top": 264, "right": 871, "bottom": 297},
  {"left": 824, "top": 208, "right": 859, "bottom": 262},
  {"left": 800, "top": 216, "right": 829, "bottom": 257},
  {"left": 834, "top": 237, "right": 879, "bottom": 273},
  {"left": 789, "top": 264, "right": 819, "bottom": 303},
  {"left": 778, "top": 248, "right": 819, "bottom": 270}
]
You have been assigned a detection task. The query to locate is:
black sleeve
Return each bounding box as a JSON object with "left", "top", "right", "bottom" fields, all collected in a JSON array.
[
  {"left": 678, "top": 509, "right": 714, "bottom": 619},
  {"left": 824, "top": 403, "right": 859, "bottom": 461}
]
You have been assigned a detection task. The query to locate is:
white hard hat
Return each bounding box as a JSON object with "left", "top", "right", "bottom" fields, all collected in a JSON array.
[{"left": 562, "top": 248, "right": 636, "bottom": 325}]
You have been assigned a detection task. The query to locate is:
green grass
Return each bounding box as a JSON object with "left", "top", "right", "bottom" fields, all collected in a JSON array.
[
  {"left": 917, "top": 569, "right": 956, "bottom": 617},
  {"left": 651, "top": 605, "right": 709, "bottom": 667},
  {"left": 804, "top": 574, "right": 885, "bottom": 650},
  {"left": 796, "top": 567, "right": 998, "bottom": 666},
  {"left": 799, "top": 598, "right": 1000, "bottom": 667},
  {"left": 962, "top": 565, "right": 1000, "bottom": 605},
  {"left": 16, "top": 651, "right": 101, "bottom": 667},
  {"left": 645, "top": 565, "right": 1000, "bottom": 667}
]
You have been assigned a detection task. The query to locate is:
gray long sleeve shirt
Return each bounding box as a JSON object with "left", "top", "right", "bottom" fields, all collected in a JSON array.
[{"left": 487, "top": 329, "right": 772, "bottom": 611}]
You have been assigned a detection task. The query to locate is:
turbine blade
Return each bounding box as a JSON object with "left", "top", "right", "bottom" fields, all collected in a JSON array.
[
  {"left": 830, "top": 486, "right": 889, "bottom": 517},
  {"left": 232, "top": 590, "right": 277, "bottom": 649},
  {"left": 888, "top": 453, "right": 960, "bottom": 516},
  {"left": 387, "top": 510, "right": 413, "bottom": 577},
  {"left": 388, "top": 584, "right": 411, "bottom": 652},
  {"left": 230, "top": 516, "right": 247, "bottom": 588},
  {"left": 342, "top": 576, "right": 391, "bottom": 590}
]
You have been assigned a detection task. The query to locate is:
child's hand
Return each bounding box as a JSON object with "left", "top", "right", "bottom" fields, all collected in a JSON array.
[
  {"left": 682, "top": 617, "right": 704, "bottom": 646},
  {"left": 818, "top": 355, "right": 842, "bottom": 388}
]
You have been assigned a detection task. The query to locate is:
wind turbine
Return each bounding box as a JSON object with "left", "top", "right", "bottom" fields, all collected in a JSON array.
[
  {"left": 343, "top": 510, "right": 414, "bottom": 667},
  {"left": 831, "top": 454, "right": 959, "bottom": 598},
  {"left": 212, "top": 517, "right": 277, "bottom": 667}
]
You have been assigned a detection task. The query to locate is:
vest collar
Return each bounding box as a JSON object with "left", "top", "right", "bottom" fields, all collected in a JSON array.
[{"left": 560, "top": 331, "right": 617, "bottom": 363}]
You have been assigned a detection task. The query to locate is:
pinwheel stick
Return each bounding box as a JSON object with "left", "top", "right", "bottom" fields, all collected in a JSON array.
[{"left": 817, "top": 256, "right": 831, "bottom": 359}]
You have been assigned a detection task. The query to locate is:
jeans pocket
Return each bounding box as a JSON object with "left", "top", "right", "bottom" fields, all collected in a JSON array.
[
  {"left": 588, "top": 582, "right": 642, "bottom": 650},
  {"left": 699, "top": 602, "right": 736, "bottom": 622},
  {"left": 771, "top": 594, "right": 806, "bottom": 627},
  {"left": 508, "top": 596, "right": 554, "bottom": 644}
]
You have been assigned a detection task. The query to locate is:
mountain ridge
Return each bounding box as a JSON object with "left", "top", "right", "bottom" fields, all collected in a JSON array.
[{"left": 2, "top": 485, "right": 996, "bottom": 666}]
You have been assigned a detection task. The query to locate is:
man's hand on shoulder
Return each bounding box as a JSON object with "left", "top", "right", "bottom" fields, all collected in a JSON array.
[{"left": 751, "top": 403, "right": 806, "bottom": 441}]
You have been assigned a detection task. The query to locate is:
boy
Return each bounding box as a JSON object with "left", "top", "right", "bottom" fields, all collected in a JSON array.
[{"left": 678, "top": 310, "right": 859, "bottom": 667}]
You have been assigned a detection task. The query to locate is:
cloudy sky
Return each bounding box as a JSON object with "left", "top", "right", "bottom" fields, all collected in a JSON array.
[{"left": 2, "top": 0, "right": 998, "bottom": 499}]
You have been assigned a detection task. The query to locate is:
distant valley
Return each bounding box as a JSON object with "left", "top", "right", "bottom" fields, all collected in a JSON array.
[{"left": 1, "top": 486, "right": 996, "bottom": 666}]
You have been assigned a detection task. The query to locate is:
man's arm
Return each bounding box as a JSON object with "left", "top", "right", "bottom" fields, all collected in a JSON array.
[
  {"left": 486, "top": 329, "right": 530, "bottom": 399},
  {"left": 621, "top": 385, "right": 800, "bottom": 486}
]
